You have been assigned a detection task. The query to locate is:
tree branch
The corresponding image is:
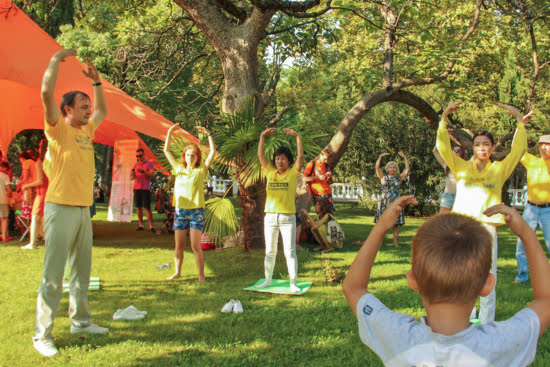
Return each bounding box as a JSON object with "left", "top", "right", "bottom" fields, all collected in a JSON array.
[
  {"left": 392, "top": 0, "right": 482, "bottom": 90},
  {"left": 267, "top": 106, "right": 290, "bottom": 126},
  {"left": 214, "top": 0, "right": 248, "bottom": 23}
]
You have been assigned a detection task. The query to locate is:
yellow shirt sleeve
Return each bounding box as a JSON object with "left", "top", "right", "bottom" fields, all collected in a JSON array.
[
  {"left": 436, "top": 119, "right": 468, "bottom": 176},
  {"left": 498, "top": 123, "right": 526, "bottom": 180}
]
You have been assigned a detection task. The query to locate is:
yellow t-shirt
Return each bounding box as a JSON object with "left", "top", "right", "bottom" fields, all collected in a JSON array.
[
  {"left": 172, "top": 162, "right": 207, "bottom": 209},
  {"left": 264, "top": 164, "right": 300, "bottom": 214},
  {"left": 521, "top": 153, "right": 550, "bottom": 204},
  {"left": 436, "top": 120, "right": 526, "bottom": 225},
  {"left": 44, "top": 117, "right": 95, "bottom": 206}
]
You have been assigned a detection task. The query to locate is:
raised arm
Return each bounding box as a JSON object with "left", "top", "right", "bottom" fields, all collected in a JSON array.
[
  {"left": 497, "top": 104, "right": 529, "bottom": 177},
  {"left": 485, "top": 204, "right": 550, "bottom": 336},
  {"left": 22, "top": 161, "right": 44, "bottom": 190},
  {"left": 83, "top": 58, "right": 107, "bottom": 127},
  {"left": 432, "top": 145, "right": 446, "bottom": 169},
  {"left": 163, "top": 125, "right": 180, "bottom": 169},
  {"left": 436, "top": 102, "right": 463, "bottom": 174},
  {"left": 398, "top": 151, "right": 410, "bottom": 182},
  {"left": 284, "top": 128, "right": 304, "bottom": 172},
  {"left": 343, "top": 195, "right": 418, "bottom": 315},
  {"left": 258, "top": 128, "right": 275, "bottom": 170},
  {"left": 41, "top": 49, "right": 77, "bottom": 125},
  {"left": 196, "top": 126, "right": 216, "bottom": 170},
  {"left": 375, "top": 153, "right": 390, "bottom": 180}
]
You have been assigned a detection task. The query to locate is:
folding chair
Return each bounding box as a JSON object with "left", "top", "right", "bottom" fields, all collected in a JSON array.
[
  {"left": 156, "top": 205, "right": 174, "bottom": 234},
  {"left": 16, "top": 206, "right": 31, "bottom": 241}
]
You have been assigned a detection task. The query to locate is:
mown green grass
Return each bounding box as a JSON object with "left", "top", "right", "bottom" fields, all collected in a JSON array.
[{"left": 1, "top": 202, "right": 549, "bottom": 366}]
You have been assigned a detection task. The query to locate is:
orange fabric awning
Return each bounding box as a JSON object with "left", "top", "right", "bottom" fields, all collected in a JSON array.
[{"left": 0, "top": 1, "right": 199, "bottom": 166}]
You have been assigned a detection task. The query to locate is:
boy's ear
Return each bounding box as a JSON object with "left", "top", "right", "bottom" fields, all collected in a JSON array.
[
  {"left": 480, "top": 273, "right": 496, "bottom": 297},
  {"left": 406, "top": 270, "right": 419, "bottom": 293}
]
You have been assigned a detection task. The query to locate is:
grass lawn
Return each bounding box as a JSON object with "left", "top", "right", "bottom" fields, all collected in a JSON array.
[{"left": 1, "top": 201, "right": 549, "bottom": 366}]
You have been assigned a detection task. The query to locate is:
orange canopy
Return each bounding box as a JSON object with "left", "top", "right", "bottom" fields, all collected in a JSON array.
[{"left": 0, "top": 1, "right": 199, "bottom": 165}]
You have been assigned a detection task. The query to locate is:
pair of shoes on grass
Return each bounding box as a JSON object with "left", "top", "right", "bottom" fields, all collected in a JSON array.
[
  {"left": 221, "top": 299, "right": 243, "bottom": 313},
  {"left": 2, "top": 236, "right": 13, "bottom": 242},
  {"left": 21, "top": 243, "right": 37, "bottom": 250},
  {"left": 34, "top": 323, "right": 108, "bottom": 357}
]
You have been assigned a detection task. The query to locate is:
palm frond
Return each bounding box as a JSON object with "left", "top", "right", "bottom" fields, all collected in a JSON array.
[{"left": 204, "top": 197, "right": 238, "bottom": 246}]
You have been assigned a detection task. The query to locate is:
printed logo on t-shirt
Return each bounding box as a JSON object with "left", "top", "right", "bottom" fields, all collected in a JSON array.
[
  {"left": 74, "top": 133, "right": 93, "bottom": 151},
  {"left": 363, "top": 305, "right": 373, "bottom": 316}
]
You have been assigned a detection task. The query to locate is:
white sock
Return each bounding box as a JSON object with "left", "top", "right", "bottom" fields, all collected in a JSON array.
[
  {"left": 256, "top": 279, "right": 272, "bottom": 289},
  {"left": 290, "top": 279, "right": 300, "bottom": 293}
]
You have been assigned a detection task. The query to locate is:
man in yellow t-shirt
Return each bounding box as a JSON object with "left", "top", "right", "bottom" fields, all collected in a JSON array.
[
  {"left": 515, "top": 135, "right": 550, "bottom": 284},
  {"left": 32, "top": 49, "right": 108, "bottom": 358}
]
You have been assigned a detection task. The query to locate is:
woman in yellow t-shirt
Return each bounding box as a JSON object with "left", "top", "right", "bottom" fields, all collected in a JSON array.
[
  {"left": 257, "top": 127, "right": 304, "bottom": 292},
  {"left": 436, "top": 101, "right": 531, "bottom": 324},
  {"left": 164, "top": 124, "right": 215, "bottom": 282}
]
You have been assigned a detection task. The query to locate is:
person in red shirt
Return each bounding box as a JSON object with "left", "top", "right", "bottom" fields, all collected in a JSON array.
[
  {"left": 303, "top": 148, "right": 334, "bottom": 211},
  {"left": 131, "top": 148, "right": 155, "bottom": 232}
]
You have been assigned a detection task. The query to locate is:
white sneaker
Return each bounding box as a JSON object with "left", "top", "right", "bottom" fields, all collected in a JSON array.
[
  {"left": 233, "top": 300, "right": 243, "bottom": 313},
  {"left": 33, "top": 339, "right": 59, "bottom": 357},
  {"left": 70, "top": 323, "right": 109, "bottom": 334},
  {"left": 21, "top": 244, "right": 37, "bottom": 250},
  {"left": 221, "top": 299, "right": 235, "bottom": 313}
]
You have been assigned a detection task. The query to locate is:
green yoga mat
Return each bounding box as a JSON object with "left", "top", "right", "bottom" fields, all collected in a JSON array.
[
  {"left": 62, "top": 277, "right": 100, "bottom": 292},
  {"left": 244, "top": 278, "right": 312, "bottom": 296}
]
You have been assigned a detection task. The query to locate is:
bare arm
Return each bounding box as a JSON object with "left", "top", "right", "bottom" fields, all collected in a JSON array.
[
  {"left": 343, "top": 195, "right": 418, "bottom": 315},
  {"left": 375, "top": 153, "right": 389, "bottom": 180},
  {"left": 284, "top": 128, "right": 303, "bottom": 172},
  {"left": 22, "top": 161, "right": 44, "bottom": 189},
  {"left": 398, "top": 151, "right": 410, "bottom": 182},
  {"left": 41, "top": 50, "right": 77, "bottom": 125},
  {"left": 432, "top": 146, "right": 446, "bottom": 168},
  {"left": 258, "top": 128, "right": 275, "bottom": 169},
  {"left": 485, "top": 204, "right": 550, "bottom": 336},
  {"left": 83, "top": 58, "right": 107, "bottom": 126},
  {"left": 163, "top": 125, "right": 180, "bottom": 169},
  {"left": 196, "top": 126, "right": 216, "bottom": 169}
]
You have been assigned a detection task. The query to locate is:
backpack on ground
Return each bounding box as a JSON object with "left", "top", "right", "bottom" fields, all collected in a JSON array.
[{"left": 325, "top": 214, "right": 344, "bottom": 248}]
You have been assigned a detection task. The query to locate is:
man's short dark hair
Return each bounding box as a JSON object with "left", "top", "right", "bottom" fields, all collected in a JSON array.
[
  {"left": 136, "top": 148, "right": 145, "bottom": 154},
  {"left": 60, "top": 91, "right": 90, "bottom": 117},
  {"left": 0, "top": 162, "right": 10, "bottom": 170},
  {"left": 272, "top": 146, "right": 294, "bottom": 166}
]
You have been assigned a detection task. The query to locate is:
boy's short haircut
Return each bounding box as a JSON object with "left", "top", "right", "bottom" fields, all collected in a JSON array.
[
  {"left": 0, "top": 162, "right": 9, "bottom": 170},
  {"left": 411, "top": 213, "right": 492, "bottom": 304}
]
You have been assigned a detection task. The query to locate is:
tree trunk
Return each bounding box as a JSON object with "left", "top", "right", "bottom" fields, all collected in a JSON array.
[{"left": 237, "top": 178, "right": 266, "bottom": 250}]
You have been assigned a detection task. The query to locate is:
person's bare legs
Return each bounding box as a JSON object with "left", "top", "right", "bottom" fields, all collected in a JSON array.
[
  {"left": 189, "top": 228, "right": 205, "bottom": 282},
  {"left": 136, "top": 207, "right": 144, "bottom": 228},
  {"left": 439, "top": 207, "right": 451, "bottom": 214},
  {"left": 145, "top": 208, "right": 154, "bottom": 229},
  {"left": 392, "top": 225, "right": 399, "bottom": 248},
  {"left": 1, "top": 217, "right": 8, "bottom": 240},
  {"left": 167, "top": 229, "right": 187, "bottom": 280}
]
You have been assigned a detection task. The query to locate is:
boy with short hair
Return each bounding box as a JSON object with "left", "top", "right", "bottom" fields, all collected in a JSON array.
[
  {"left": 343, "top": 195, "right": 550, "bottom": 366},
  {"left": 0, "top": 161, "right": 13, "bottom": 242}
]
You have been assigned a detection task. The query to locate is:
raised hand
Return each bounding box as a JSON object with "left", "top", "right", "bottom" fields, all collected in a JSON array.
[
  {"left": 484, "top": 204, "right": 529, "bottom": 237},
  {"left": 196, "top": 126, "right": 210, "bottom": 135},
  {"left": 82, "top": 58, "right": 100, "bottom": 82},
  {"left": 379, "top": 152, "right": 390, "bottom": 158},
  {"left": 282, "top": 128, "right": 299, "bottom": 137},
  {"left": 398, "top": 151, "right": 406, "bottom": 158},
  {"left": 377, "top": 195, "right": 418, "bottom": 232},
  {"left": 167, "top": 124, "right": 178, "bottom": 135},
  {"left": 53, "top": 49, "right": 77, "bottom": 62},
  {"left": 443, "top": 101, "right": 462, "bottom": 117},
  {"left": 260, "top": 128, "right": 276, "bottom": 137}
]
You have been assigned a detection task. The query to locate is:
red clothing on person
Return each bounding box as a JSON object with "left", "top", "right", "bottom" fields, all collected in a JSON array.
[
  {"left": 133, "top": 159, "right": 155, "bottom": 190},
  {"left": 304, "top": 160, "right": 332, "bottom": 196}
]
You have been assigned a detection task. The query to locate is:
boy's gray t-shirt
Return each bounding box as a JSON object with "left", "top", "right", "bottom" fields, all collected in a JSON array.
[{"left": 357, "top": 293, "right": 539, "bottom": 367}]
